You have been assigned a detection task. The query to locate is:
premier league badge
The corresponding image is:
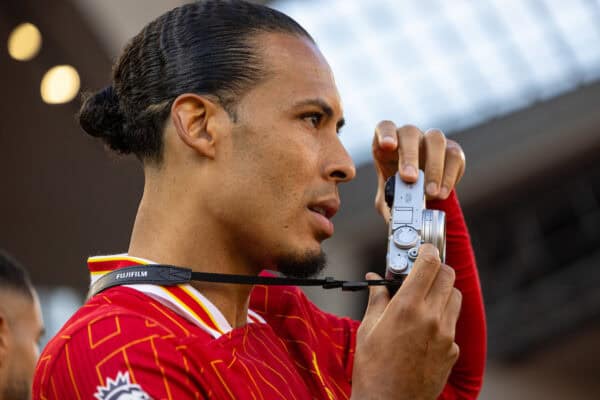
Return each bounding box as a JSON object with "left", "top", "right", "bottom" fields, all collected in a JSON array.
[{"left": 94, "top": 371, "right": 152, "bottom": 400}]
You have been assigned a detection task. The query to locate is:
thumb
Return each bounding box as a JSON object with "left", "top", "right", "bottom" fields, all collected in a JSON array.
[{"left": 360, "top": 272, "right": 390, "bottom": 334}]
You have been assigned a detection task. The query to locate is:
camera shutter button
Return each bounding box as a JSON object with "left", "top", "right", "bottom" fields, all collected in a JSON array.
[
  {"left": 408, "top": 247, "right": 419, "bottom": 260},
  {"left": 393, "top": 226, "right": 419, "bottom": 249}
]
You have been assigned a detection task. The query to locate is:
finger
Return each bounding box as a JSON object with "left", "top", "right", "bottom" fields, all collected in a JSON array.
[
  {"left": 372, "top": 121, "right": 399, "bottom": 178},
  {"left": 396, "top": 244, "right": 441, "bottom": 301},
  {"left": 397, "top": 125, "right": 422, "bottom": 183},
  {"left": 423, "top": 129, "right": 447, "bottom": 197},
  {"left": 360, "top": 272, "right": 391, "bottom": 334},
  {"left": 424, "top": 263, "right": 455, "bottom": 313},
  {"left": 374, "top": 120, "right": 398, "bottom": 150},
  {"left": 440, "top": 288, "right": 462, "bottom": 338},
  {"left": 439, "top": 140, "right": 465, "bottom": 199}
]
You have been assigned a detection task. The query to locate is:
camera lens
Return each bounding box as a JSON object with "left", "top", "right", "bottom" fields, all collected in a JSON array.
[
  {"left": 421, "top": 210, "right": 446, "bottom": 263},
  {"left": 384, "top": 176, "right": 395, "bottom": 208}
]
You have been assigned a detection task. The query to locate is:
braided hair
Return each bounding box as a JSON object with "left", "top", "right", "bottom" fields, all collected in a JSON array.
[{"left": 79, "top": 0, "right": 313, "bottom": 162}]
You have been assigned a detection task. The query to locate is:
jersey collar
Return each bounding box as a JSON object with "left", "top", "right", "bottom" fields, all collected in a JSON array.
[{"left": 87, "top": 254, "right": 266, "bottom": 339}]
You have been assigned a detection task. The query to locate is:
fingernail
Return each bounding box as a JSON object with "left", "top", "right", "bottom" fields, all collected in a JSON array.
[
  {"left": 403, "top": 165, "right": 417, "bottom": 177},
  {"left": 439, "top": 186, "right": 449, "bottom": 198},
  {"left": 381, "top": 136, "right": 396, "bottom": 146},
  {"left": 365, "top": 272, "right": 380, "bottom": 280},
  {"left": 426, "top": 182, "right": 439, "bottom": 196}
]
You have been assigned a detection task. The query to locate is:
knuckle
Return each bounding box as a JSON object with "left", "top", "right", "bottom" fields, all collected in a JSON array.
[
  {"left": 425, "top": 128, "right": 447, "bottom": 143},
  {"left": 402, "top": 149, "right": 419, "bottom": 167},
  {"left": 399, "top": 124, "right": 422, "bottom": 139},
  {"left": 425, "top": 162, "right": 444, "bottom": 179},
  {"left": 396, "top": 302, "right": 419, "bottom": 321},
  {"left": 435, "top": 273, "right": 455, "bottom": 295},
  {"left": 441, "top": 174, "right": 456, "bottom": 188},
  {"left": 452, "top": 288, "right": 463, "bottom": 304},
  {"left": 424, "top": 316, "right": 440, "bottom": 334},
  {"left": 408, "top": 267, "right": 428, "bottom": 286},
  {"left": 376, "top": 120, "right": 397, "bottom": 133},
  {"left": 402, "top": 148, "right": 419, "bottom": 162},
  {"left": 440, "top": 264, "right": 456, "bottom": 283},
  {"left": 446, "top": 139, "right": 462, "bottom": 149},
  {"left": 449, "top": 343, "right": 460, "bottom": 361},
  {"left": 446, "top": 145, "right": 463, "bottom": 160},
  {"left": 437, "top": 332, "right": 455, "bottom": 347},
  {"left": 418, "top": 245, "right": 440, "bottom": 265},
  {"left": 421, "top": 252, "right": 439, "bottom": 266}
]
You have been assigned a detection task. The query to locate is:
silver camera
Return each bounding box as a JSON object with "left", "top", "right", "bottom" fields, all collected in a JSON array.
[{"left": 385, "top": 170, "right": 446, "bottom": 289}]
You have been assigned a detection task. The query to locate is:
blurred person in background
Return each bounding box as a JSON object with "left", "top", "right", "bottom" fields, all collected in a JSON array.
[
  {"left": 33, "top": 1, "right": 485, "bottom": 399},
  {"left": 0, "top": 250, "right": 44, "bottom": 400}
]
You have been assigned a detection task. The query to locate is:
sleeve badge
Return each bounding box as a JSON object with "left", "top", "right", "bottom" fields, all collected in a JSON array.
[{"left": 94, "top": 371, "right": 152, "bottom": 400}]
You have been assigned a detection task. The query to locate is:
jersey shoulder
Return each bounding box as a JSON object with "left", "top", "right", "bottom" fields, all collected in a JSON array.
[
  {"left": 44, "top": 286, "right": 197, "bottom": 351},
  {"left": 33, "top": 287, "right": 210, "bottom": 400}
]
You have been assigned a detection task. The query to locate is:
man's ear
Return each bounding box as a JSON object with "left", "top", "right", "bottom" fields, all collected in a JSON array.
[{"left": 170, "top": 93, "right": 228, "bottom": 159}]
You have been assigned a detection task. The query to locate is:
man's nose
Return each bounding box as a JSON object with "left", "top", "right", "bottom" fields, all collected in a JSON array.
[{"left": 324, "top": 140, "right": 356, "bottom": 183}]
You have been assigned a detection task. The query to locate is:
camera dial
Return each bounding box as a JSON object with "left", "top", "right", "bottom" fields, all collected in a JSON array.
[{"left": 393, "top": 227, "right": 419, "bottom": 249}]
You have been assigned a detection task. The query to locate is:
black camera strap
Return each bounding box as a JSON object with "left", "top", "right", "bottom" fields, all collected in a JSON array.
[{"left": 88, "top": 264, "right": 400, "bottom": 298}]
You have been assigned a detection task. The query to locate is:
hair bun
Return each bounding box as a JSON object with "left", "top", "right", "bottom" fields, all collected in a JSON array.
[{"left": 79, "top": 86, "right": 131, "bottom": 153}]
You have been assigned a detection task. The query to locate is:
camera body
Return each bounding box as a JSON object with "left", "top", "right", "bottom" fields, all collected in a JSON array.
[{"left": 385, "top": 171, "right": 446, "bottom": 289}]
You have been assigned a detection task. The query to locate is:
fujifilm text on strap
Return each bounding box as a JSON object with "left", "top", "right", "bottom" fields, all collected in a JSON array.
[{"left": 87, "top": 264, "right": 402, "bottom": 298}]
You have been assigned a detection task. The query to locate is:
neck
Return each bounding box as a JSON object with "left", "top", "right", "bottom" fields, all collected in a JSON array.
[{"left": 128, "top": 178, "right": 257, "bottom": 328}]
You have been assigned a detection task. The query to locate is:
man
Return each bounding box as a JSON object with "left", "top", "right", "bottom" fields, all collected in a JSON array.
[
  {"left": 0, "top": 250, "right": 44, "bottom": 400},
  {"left": 33, "top": 1, "right": 485, "bottom": 399}
]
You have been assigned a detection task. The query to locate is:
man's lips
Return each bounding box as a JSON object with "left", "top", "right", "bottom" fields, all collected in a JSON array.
[
  {"left": 307, "top": 198, "right": 339, "bottom": 237},
  {"left": 307, "top": 198, "right": 340, "bottom": 219}
]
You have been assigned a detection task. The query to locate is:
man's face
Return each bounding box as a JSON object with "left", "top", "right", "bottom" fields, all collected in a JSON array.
[
  {"left": 0, "top": 290, "right": 44, "bottom": 400},
  {"left": 209, "top": 33, "right": 355, "bottom": 277}
]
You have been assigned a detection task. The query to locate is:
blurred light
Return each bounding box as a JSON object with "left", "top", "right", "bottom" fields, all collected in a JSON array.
[
  {"left": 40, "top": 65, "right": 81, "bottom": 104},
  {"left": 7, "top": 22, "right": 42, "bottom": 61},
  {"left": 272, "top": 0, "right": 600, "bottom": 165}
]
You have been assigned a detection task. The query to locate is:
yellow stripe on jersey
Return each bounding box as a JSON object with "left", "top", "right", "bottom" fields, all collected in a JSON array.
[
  {"left": 161, "top": 286, "right": 224, "bottom": 335},
  {"left": 179, "top": 284, "right": 228, "bottom": 333}
]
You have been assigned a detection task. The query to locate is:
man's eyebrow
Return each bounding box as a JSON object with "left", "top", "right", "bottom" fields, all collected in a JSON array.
[{"left": 292, "top": 98, "right": 345, "bottom": 131}]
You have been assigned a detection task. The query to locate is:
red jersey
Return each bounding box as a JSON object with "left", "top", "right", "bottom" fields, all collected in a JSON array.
[{"left": 33, "top": 191, "right": 485, "bottom": 399}]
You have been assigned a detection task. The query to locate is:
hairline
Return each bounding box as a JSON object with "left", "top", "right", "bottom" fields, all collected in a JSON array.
[
  {"left": 142, "top": 31, "right": 314, "bottom": 166},
  {"left": 0, "top": 282, "right": 35, "bottom": 302}
]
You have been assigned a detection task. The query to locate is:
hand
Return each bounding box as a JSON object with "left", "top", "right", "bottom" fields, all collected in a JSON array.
[
  {"left": 372, "top": 122, "right": 466, "bottom": 220},
  {"left": 351, "top": 244, "right": 462, "bottom": 400}
]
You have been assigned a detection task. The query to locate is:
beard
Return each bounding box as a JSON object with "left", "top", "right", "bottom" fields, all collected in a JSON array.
[{"left": 274, "top": 249, "right": 327, "bottom": 278}]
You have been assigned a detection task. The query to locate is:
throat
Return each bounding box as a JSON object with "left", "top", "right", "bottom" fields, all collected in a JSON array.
[
  {"left": 190, "top": 280, "right": 253, "bottom": 328},
  {"left": 128, "top": 186, "right": 259, "bottom": 328}
]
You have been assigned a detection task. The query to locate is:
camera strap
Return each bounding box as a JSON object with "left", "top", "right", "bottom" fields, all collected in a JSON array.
[{"left": 88, "top": 264, "right": 400, "bottom": 298}]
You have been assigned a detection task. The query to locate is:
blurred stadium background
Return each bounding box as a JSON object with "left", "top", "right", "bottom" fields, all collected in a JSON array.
[{"left": 1, "top": 0, "right": 599, "bottom": 398}]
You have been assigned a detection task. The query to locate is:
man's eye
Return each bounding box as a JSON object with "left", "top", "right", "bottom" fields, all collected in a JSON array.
[{"left": 303, "top": 113, "right": 323, "bottom": 128}]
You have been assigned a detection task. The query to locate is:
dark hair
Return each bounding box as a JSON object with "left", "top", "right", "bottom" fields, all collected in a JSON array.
[
  {"left": 79, "top": 0, "right": 313, "bottom": 162},
  {"left": 0, "top": 249, "right": 34, "bottom": 300}
]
